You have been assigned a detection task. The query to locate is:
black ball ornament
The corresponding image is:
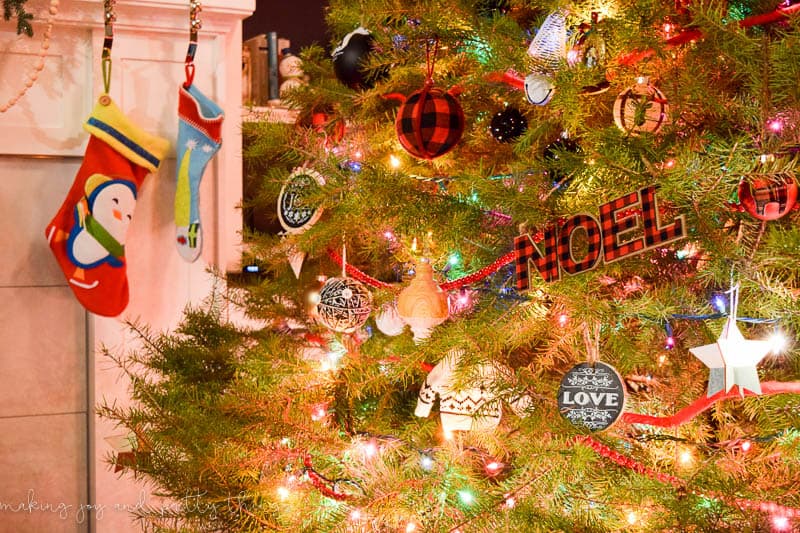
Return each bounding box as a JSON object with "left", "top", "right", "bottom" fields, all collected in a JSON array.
[
  {"left": 489, "top": 107, "right": 527, "bottom": 142},
  {"left": 332, "top": 27, "right": 387, "bottom": 90}
]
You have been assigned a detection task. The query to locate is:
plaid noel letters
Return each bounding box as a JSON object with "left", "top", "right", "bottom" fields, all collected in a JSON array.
[{"left": 515, "top": 185, "right": 686, "bottom": 289}]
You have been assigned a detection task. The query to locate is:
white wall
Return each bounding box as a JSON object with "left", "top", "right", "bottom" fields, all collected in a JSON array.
[{"left": 0, "top": 1, "right": 254, "bottom": 531}]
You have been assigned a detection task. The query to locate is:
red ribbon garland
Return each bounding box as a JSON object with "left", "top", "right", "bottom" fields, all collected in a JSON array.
[
  {"left": 303, "top": 454, "right": 355, "bottom": 501},
  {"left": 574, "top": 435, "right": 800, "bottom": 519},
  {"left": 327, "top": 249, "right": 395, "bottom": 290},
  {"left": 621, "top": 381, "right": 800, "bottom": 428},
  {"left": 327, "top": 249, "right": 515, "bottom": 292},
  {"left": 439, "top": 251, "right": 516, "bottom": 291}
]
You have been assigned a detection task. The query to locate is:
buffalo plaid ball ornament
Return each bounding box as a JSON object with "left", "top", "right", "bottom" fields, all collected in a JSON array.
[
  {"left": 737, "top": 176, "right": 798, "bottom": 221},
  {"left": 392, "top": 81, "right": 465, "bottom": 160},
  {"left": 387, "top": 39, "right": 465, "bottom": 160}
]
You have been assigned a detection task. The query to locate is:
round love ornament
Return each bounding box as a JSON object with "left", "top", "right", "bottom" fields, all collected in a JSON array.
[
  {"left": 557, "top": 361, "right": 626, "bottom": 431},
  {"left": 277, "top": 167, "right": 326, "bottom": 234}
]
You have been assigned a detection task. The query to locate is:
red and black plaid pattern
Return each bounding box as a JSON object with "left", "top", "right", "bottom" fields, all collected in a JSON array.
[
  {"left": 515, "top": 226, "right": 559, "bottom": 289},
  {"left": 640, "top": 186, "right": 686, "bottom": 247},
  {"left": 559, "top": 214, "right": 603, "bottom": 275},
  {"left": 599, "top": 190, "right": 645, "bottom": 262},
  {"left": 740, "top": 177, "right": 798, "bottom": 220},
  {"left": 396, "top": 87, "right": 464, "bottom": 160}
]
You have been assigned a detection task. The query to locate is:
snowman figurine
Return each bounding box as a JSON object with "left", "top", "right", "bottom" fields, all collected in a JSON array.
[{"left": 67, "top": 173, "right": 137, "bottom": 269}]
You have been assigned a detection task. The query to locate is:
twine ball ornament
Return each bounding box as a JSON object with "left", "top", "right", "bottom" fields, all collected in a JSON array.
[
  {"left": 613, "top": 78, "right": 669, "bottom": 135},
  {"left": 738, "top": 176, "right": 798, "bottom": 221},
  {"left": 522, "top": 9, "right": 566, "bottom": 107},
  {"left": 397, "top": 260, "right": 449, "bottom": 342},
  {"left": 489, "top": 106, "right": 527, "bottom": 142},
  {"left": 527, "top": 9, "right": 567, "bottom": 72},
  {"left": 316, "top": 277, "right": 373, "bottom": 333}
]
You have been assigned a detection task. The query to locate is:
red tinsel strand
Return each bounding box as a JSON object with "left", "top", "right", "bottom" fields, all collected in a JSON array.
[
  {"left": 573, "top": 436, "right": 800, "bottom": 517},
  {"left": 328, "top": 249, "right": 516, "bottom": 292},
  {"left": 327, "top": 249, "right": 395, "bottom": 290},
  {"left": 303, "top": 454, "right": 353, "bottom": 501},
  {"left": 439, "top": 251, "right": 516, "bottom": 291}
]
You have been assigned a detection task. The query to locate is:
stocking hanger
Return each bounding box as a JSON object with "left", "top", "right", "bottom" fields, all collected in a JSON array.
[
  {"left": 184, "top": 0, "right": 203, "bottom": 88},
  {"left": 102, "top": 0, "right": 116, "bottom": 93}
]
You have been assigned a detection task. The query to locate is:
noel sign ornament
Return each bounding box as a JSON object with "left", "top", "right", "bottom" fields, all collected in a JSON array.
[
  {"left": 515, "top": 185, "right": 686, "bottom": 288},
  {"left": 277, "top": 167, "right": 326, "bottom": 234},
  {"left": 558, "top": 361, "right": 626, "bottom": 431}
]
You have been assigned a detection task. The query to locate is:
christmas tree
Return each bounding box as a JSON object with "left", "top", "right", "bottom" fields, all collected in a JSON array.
[{"left": 101, "top": 0, "right": 800, "bottom": 531}]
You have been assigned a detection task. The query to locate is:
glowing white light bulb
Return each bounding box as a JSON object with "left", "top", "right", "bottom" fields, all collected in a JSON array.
[
  {"left": 627, "top": 511, "right": 638, "bottom": 525},
  {"left": 773, "top": 515, "right": 790, "bottom": 531},
  {"left": 349, "top": 509, "right": 362, "bottom": 522},
  {"left": 679, "top": 449, "right": 694, "bottom": 466},
  {"left": 363, "top": 440, "right": 378, "bottom": 459},
  {"left": 390, "top": 154, "right": 401, "bottom": 169},
  {"left": 277, "top": 486, "right": 290, "bottom": 500},
  {"left": 405, "top": 522, "right": 417, "bottom": 532},
  {"left": 485, "top": 461, "right": 502, "bottom": 474},
  {"left": 420, "top": 454, "right": 434, "bottom": 471},
  {"left": 768, "top": 331, "right": 789, "bottom": 354}
]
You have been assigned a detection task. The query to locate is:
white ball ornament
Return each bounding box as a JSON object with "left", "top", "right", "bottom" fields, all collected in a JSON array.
[
  {"left": 279, "top": 53, "right": 304, "bottom": 78},
  {"left": 316, "top": 277, "right": 373, "bottom": 333},
  {"left": 524, "top": 73, "right": 555, "bottom": 106},
  {"left": 375, "top": 302, "right": 405, "bottom": 336}
]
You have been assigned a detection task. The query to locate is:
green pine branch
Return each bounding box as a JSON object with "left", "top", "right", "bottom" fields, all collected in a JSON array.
[{"left": 3, "top": 0, "right": 33, "bottom": 36}]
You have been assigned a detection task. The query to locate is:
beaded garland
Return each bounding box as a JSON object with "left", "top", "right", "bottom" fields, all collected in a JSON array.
[
  {"left": 327, "top": 249, "right": 515, "bottom": 293},
  {"left": 0, "top": 0, "right": 59, "bottom": 113},
  {"left": 575, "top": 435, "right": 800, "bottom": 519}
]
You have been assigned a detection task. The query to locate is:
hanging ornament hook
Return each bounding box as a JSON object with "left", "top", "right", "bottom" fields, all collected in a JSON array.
[
  {"left": 583, "top": 321, "right": 601, "bottom": 365},
  {"left": 424, "top": 36, "right": 440, "bottom": 86},
  {"left": 341, "top": 235, "right": 347, "bottom": 278},
  {"left": 184, "top": 0, "right": 202, "bottom": 88},
  {"left": 102, "top": 0, "right": 116, "bottom": 94}
]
